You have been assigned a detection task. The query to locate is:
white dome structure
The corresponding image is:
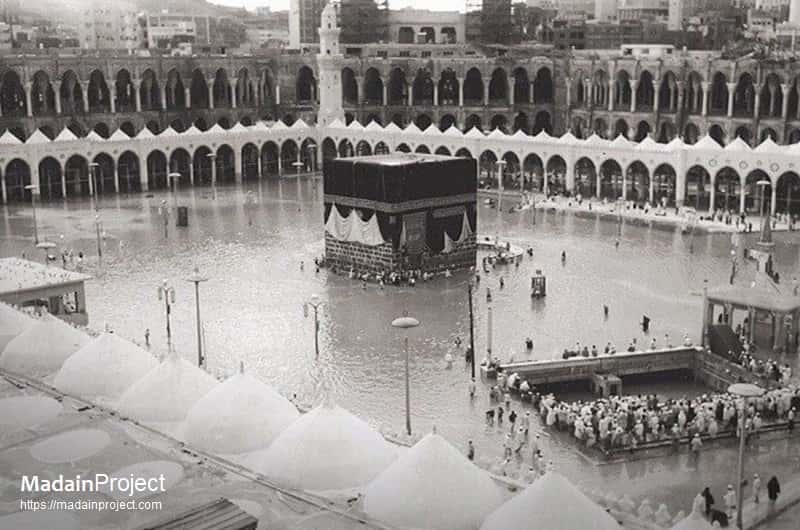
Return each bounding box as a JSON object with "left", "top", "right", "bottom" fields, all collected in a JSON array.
[
  {"left": 116, "top": 353, "right": 218, "bottom": 423},
  {"left": 0, "top": 315, "right": 90, "bottom": 377},
  {"left": 53, "top": 333, "right": 158, "bottom": 401},
  {"left": 670, "top": 495, "right": 715, "bottom": 530},
  {"left": 252, "top": 402, "right": 396, "bottom": 491},
  {"left": 364, "top": 432, "right": 503, "bottom": 530},
  {"left": 0, "top": 303, "right": 35, "bottom": 351},
  {"left": 480, "top": 472, "right": 620, "bottom": 530},
  {"left": 183, "top": 369, "right": 299, "bottom": 454}
]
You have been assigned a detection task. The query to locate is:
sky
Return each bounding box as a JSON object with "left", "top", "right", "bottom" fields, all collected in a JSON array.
[{"left": 209, "top": 0, "right": 468, "bottom": 13}]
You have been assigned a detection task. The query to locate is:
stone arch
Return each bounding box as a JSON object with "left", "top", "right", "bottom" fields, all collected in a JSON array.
[
  {"left": 571, "top": 116, "right": 586, "bottom": 139},
  {"left": 146, "top": 150, "right": 168, "bottom": 190},
  {"left": 463, "top": 68, "right": 483, "bottom": 104},
  {"left": 709, "top": 72, "right": 728, "bottom": 115},
  {"left": 280, "top": 139, "right": 299, "bottom": 173},
  {"left": 398, "top": 27, "right": 414, "bottom": 43},
  {"left": 626, "top": 160, "right": 650, "bottom": 201},
  {"left": 117, "top": 151, "right": 141, "bottom": 193},
  {"left": 708, "top": 124, "right": 725, "bottom": 146},
  {"left": 455, "top": 148, "right": 472, "bottom": 158},
  {"left": 165, "top": 68, "right": 185, "bottom": 110},
  {"left": 342, "top": 67, "right": 358, "bottom": 105},
  {"left": 734, "top": 125, "right": 752, "bottom": 145},
  {"left": 532, "top": 110, "right": 552, "bottom": 134},
  {"left": 356, "top": 140, "right": 372, "bottom": 156},
  {"left": 616, "top": 70, "right": 632, "bottom": 109},
  {"left": 435, "top": 146, "right": 451, "bottom": 155},
  {"left": 412, "top": 69, "right": 434, "bottom": 104},
  {"left": 31, "top": 70, "right": 55, "bottom": 116},
  {"left": 338, "top": 138, "right": 354, "bottom": 157},
  {"left": 592, "top": 70, "right": 609, "bottom": 108},
  {"left": 490, "top": 114, "right": 508, "bottom": 132},
  {"left": 415, "top": 113, "right": 432, "bottom": 129},
  {"left": 685, "top": 165, "right": 711, "bottom": 210},
  {"left": 714, "top": 166, "right": 742, "bottom": 212},
  {"left": 6, "top": 124, "right": 26, "bottom": 141},
  {"left": 658, "top": 71, "right": 678, "bottom": 112},
  {"left": 4, "top": 159, "right": 31, "bottom": 202},
  {"left": 296, "top": 66, "right": 316, "bottom": 103},
  {"left": 91, "top": 152, "right": 115, "bottom": 194},
  {"left": 593, "top": 117, "right": 608, "bottom": 138},
  {"left": 93, "top": 122, "right": 110, "bottom": 138},
  {"left": 65, "top": 154, "right": 89, "bottom": 197},
  {"left": 194, "top": 117, "right": 208, "bottom": 131},
  {"left": 240, "top": 116, "right": 253, "bottom": 126},
  {"left": 501, "top": 151, "right": 521, "bottom": 188},
  {"left": 59, "top": 70, "right": 83, "bottom": 114},
  {"left": 760, "top": 127, "right": 777, "bottom": 143},
  {"left": 86, "top": 70, "right": 111, "bottom": 112},
  {"left": 261, "top": 141, "right": 279, "bottom": 176},
  {"left": 415, "top": 144, "right": 431, "bottom": 154},
  {"left": 613, "top": 118, "right": 628, "bottom": 139},
  {"left": 760, "top": 73, "right": 783, "bottom": 118},
  {"left": 512, "top": 67, "right": 529, "bottom": 104},
  {"left": 546, "top": 155, "right": 566, "bottom": 193},
  {"left": 217, "top": 116, "right": 232, "bottom": 129},
  {"left": 533, "top": 67, "right": 553, "bottom": 103},
  {"left": 119, "top": 121, "right": 136, "bottom": 137},
  {"left": 0, "top": 70, "right": 25, "bottom": 116},
  {"left": 344, "top": 112, "right": 354, "bottom": 125},
  {"left": 523, "top": 153, "right": 544, "bottom": 191},
  {"left": 192, "top": 146, "right": 212, "bottom": 184},
  {"left": 633, "top": 121, "right": 651, "bottom": 142},
  {"left": 241, "top": 143, "right": 259, "bottom": 180},
  {"left": 489, "top": 68, "right": 508, "bottom": 103},
  {"left": 365, "top": 113, "right": 381, "bottom": 125},
  {"left": 396, "top": 143, "right": 411, "bottom": 153},
  {"left": 375, "top": 141, "right": 390, "bottom": 154},
  {"left": 364, "top": 68, "right": 383, "bottom": 104},
  {"left": 684, "top": 122, "right": 700, "bottom": 144},
  {"left": 733, "top": 72, "right": 755, "bottom": 117},
  {"left": 439, "top": 113, "right": 457, "bottom": 131},
  {"left": 169, "top": 148, "right": 192, "bottom": 185},
  {"left": 146, "top": 120, "right": 160, "bottom": 134},
  {"left": 652, "top": 163, "right": 677, "bottom": 206},
  {"left": 390, "top": 113, "right": 404, "bottom": 127},
  {"left": 321, "top": 137, "right": 337, "bottom": 160},
  {"left": 115, "top": 69, "right": 136, "bottom": 112},
  {"left": 388, "top": 68, "right": 407, "bottom": 105},
  {"left": 744, "top": 169, "right": 771, "bottom": 214},
  {"left": 684, "top": 71, "right": 703, "bottom": 114},
  {"left": 599, "top": 159, "right": 623, "bottom": 199},
  {"left": 658, "top": 121, "right": 677, "bottom": 143},
  {"left": 575, "top": 157, "right": 597, "bottom": 198},
  {"left": 140, "top": 68, "right": 160, "bottom": 111},
  {"left": 215, "top": 144, "right": 235, "bottom": 182},
  {"left": 212, "top": 68, "right": 231, "bottom": 108},
  {"left": 38, "top": 156, "right": 62, "bottom": 200},
  {"left": 479, "top": 150, "right": 497, "bottom": 182},
  {"left": 190, "top": 69, "right": 209, "bottom": 109},
  {"left": 513, "top": 112, "right": 529, "bottom": 134},
  {"left": 776, "top": 171, "right": 800, "bottom": 215},
  {"left": 789, "top": 76, "right": 800, "bottom": 122},
  {"left": 260, "top": 68, "right": 276, "bottom": 106},
  {"left": 465, "top": 113, "right": 482, "bottom": 131},
  {"left": 439, "top": 68, "right": 459, "bottom": 105},
  {"left": 636, "top": 70, "right": 654, "bottom": 111},
  {"left": 67, "top": 121, "right": 86, "bottom": 137}
]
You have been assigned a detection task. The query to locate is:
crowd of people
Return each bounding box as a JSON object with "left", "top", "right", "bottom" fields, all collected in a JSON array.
[{"left": 533, "top": 384, "right": 799, "bottom": 452}]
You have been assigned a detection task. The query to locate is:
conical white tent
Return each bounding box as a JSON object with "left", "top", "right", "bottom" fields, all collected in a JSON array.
[
  {"left": 183, "top": 371, "right": 299, "bottom": 454},
  {"left": 252, "top": 403, "right": 396, "bottom": 491},
  {"left": 116, "top": 353, "right": 218, "bottom": 423},
  {"left": 364, "top": 432, "right": 503, "bottom": 530},
  {"left": 0, "top": 315, "right": 90, "bottom": 377},
  {"left": 53, "top": 333, "right": 158, "bottom": 401},
  {"left": 670, "top": 495, "right": 714, "bottom": 530},
  {"left": 480, "top": 472, "right": 619, "bottom": 530},
  {"left": 0, "top": 303, "right": 35, "bottom": 351}
]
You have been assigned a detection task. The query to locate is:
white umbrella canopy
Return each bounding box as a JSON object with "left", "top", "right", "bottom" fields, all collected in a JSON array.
[
  {"left": 480, "top": 472, "right": 619, "bottom": 530},
  {"left": 183, "top": 370, "right": 300, "bottom": 454},
  {"left": 364, "top": 432, "right": 503, "bottom": 530},
  {"left": 670, "top": 495, "right": 715, "bottom": 530},
  {"left": 252, "top": 402, "right": 397, "bottom": 492},
  {"left": 0, "top": 303, "right": 36, "bottom": 351},
  {"left": 53, "top": 333, "right": 158, "bottom": 401},
  {"left": 0, "top": 314, "right": 90, "bottom": 377},
  {"left": 116, "top": 353, "right": 218, "bottom": 423}
]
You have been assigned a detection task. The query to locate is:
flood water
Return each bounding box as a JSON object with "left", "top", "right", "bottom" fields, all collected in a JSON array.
[{"left": 2, "top": 177, "right": 800, "bottom": 518}]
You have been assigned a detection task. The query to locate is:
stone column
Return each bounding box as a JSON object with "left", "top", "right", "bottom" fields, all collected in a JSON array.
[
  {"left": 458, "top": 78, "right": 464, "bottom": 107},
  {"left": 110, "top": 86, "right": 116, "bottom": 113},
  {"left": 782, "top": 83, "right": 790, "bottom": 119},
  {"left": 234, "top": 148, "right": 242, "bottom": 183},
  {"left": 652, "top": 80, "right": 660, "bottom": 113},
  {"left": 676, "top": 82, "right": 685, "bottom": 114},
  {"left": 772, "top": 186, "right": 777, "bottom": 215},
  {"left": 61, "top": 166, "right": 67, "bottom": 198},
  {"left": 160, "top": 85, "right": 166, "bottom": 110},
  {"left": 112, "top": 162, "right": 119, "bottom": 193},
  {"left": 701, "top": 82, "right": 710, "bottom": 116},
  {"left": 134, "top": 80, "right": 142, "bottom": 112},
  {"left": 754, "top": 89, "right": 761, "bottom": 119},
  {"left": 0, "top": 172, "right": 6, "bottom": 204},
  {"left": 356, "top": 76, "right": 364, "bottom": 104},
  {"left": 585, "top": 80, "right": 592, "bottom": 109},
  {"left": 608, "top": 80, "right": 614, "bottom": 111},
  {"left": 54, "top": 81, "right": 61, "bottom": 114},
  {"left": 483, "top": 80, "right": 490, "bottom": 106},
  {"left": 256, "top": 153, "right": 261, "bottom": 178},
  {"left": 649, "top": 177, "right": 655, "bottom": 204},
  {"left": 621, "top": 173, "right": 626, "bottom": 200},
  {"left": 189, "top": 159, "right": 194, "bottom": 185},
  {"left": 408, "top": 84, "right": 413, "bottom": 106},
  {"left": 230, "top": 78, "right": 238, "bottom": 109},
  {"left": 275, "top": 84, "right": 280, "bottom": 105},
  {"left": 709, "top": 177, "right": 716, "bottom": 212},
  {"left": 726, "top": 82, "right": 736, "bottom": 117},
  {"left": 768, "top": 85, "right": 776, "bottom": 116},
  {"left": 739, "top": 185, "right": 746, "bottom": 214},
  {"left": 382, "top": 83, "right": 387, "bottom": 106},
  {"left": 184, "top": 87, "right": 191, "bottom": 109},
  {"left": 207, "top": 79, "right": 215, "bottom": 109},
  {"left": 24, "top": 82, "right": 32, "bottom": 117},
  {"left": 81, "top": 83, "right": 89, "bottom": 113},
  {"left": 433, "top": 82, "right": 439, "bottom": 106},
  {"left": 529, "top": 82, "right": 534, "bottom": 104},
  {"left": 629, "top": 80, "right": 638, "bottom": 113},
  {"left": 566, "top": 80, "right": 571, "bottom": 108},
  {"left": 509, "top": 77, "right": 515, "bottom": 105}
]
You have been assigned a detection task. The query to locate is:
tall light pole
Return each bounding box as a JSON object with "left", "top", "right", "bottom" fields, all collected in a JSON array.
[
  {"left": 185, "top": 267, "right": 209, "bottom": 369},
  {"left": 728, "top": 383, "right": 764, "bottom": 530},
  {"left": 306, "top": 142, "right": 317, "bottom": 174},
  {"left": 468, "top": 280, "right": 476, "bottom": 379},
  {"left": 24, "top": 184, "right": 39, "bottom": 245},
  {"left": 89, "top": 161, "right": 99, "bottom": 211},
  {"left": 487, "top": 295, "right": 493, "bottom": 362},
  {"left": 157, "top": 280, "right": 176, "bottom": 355},
  {"left": 392, "top": 313, "right": 420, "bottom": 437},
  {"left": 305, "top": 294, "right": 324, "bottom": 359},
  {"left": 94, "top": 214, "right": 103, "bottom": 268},
  {"left": 757, "top": 179, "right": 773, "bottom": 246}
]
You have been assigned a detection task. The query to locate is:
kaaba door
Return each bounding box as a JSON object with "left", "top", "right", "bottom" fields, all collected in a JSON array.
[{"left": 404, "top": 212, "right": 427, "bottom": 267}]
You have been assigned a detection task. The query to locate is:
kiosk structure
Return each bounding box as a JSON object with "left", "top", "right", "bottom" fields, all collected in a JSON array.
[{"left": 323, "top": 153, "right": 477, "bottom": 274}]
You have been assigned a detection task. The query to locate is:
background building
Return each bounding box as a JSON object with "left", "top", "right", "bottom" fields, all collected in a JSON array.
[
  {"left": 79, "top": 1, "right": 142, "bottom": 50},
  {"left": 289, "top": 0, "right": 326, "bottom": 48},
  {"left": 596, "top": 0, "right": 619, "bottom": 22},
  {"left": 339, "top": 0, "right": 388, "bottom": 44},
  {"left": 617, "top": 0, "right": 669, "bottom": 21},
  {"left": 387, "top": 8, "right": 465, "bottom": 44}
]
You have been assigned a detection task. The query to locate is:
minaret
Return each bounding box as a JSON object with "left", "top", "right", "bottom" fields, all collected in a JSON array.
[{"left": 316, "top": 1, "right": 344, "bottom": 127}]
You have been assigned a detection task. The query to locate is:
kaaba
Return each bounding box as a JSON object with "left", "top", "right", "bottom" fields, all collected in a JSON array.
[{"left": 323, "top": 153, "right": 477, "bottom": 274}]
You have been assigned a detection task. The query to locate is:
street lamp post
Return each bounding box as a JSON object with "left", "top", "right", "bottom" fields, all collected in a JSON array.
[
  {"left": 468, "top": 280, "right": 476, "bottom": 379},
  {"left": 157, "top": 280, "right": 176, "bottom": 355},
  {"left": 392, "top": 313, "right": 420, "bottom": 437},
  {"left": 89, "top": 162, "right": 99, "bottom": 210},
  {"left": 306, "top": 143, "right": 317, "bottom": 174},
  {"left": 305, "top": 294, "right": 324, "bottom": 359},
  {"left": 487, "top": 296, "right": 493, "bottom": 362},
  {"left": 94, "top": 214, "right": 103, "bottom": 268},
  {"left": 728, "top": 382, "right": 764, "bottom": 530},
  {"left": 185, "top": 267, "right": 209, "bottom": 369},
  {"left": 756, "top": 179, "right": 773, "bottom": 246},
  {"left": 24, "top": 184, "right": 39, "bottom": 245}
]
